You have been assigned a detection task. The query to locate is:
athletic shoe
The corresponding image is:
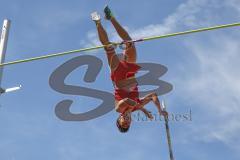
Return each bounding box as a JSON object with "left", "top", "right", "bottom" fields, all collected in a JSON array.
[
  {"left": 91, "top": 12, "right": 101, "bottom": 22},
  {"left": 104, "top": 5, "right": 114, "bottom": 20}
]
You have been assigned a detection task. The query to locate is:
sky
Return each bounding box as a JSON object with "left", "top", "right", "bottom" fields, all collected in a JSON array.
[{"left": 0, "top": 0, "right": 240, "bottom": 159}]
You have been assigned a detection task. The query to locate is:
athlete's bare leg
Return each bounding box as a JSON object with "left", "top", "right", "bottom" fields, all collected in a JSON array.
[
  {"left": 95, "top": 21, "right": 110, "bottom": 46},
  {"left": 94, "top": 19, "right": 119, "bottom": 70},
  {"left": 110, "top": 17, "right": 137, "bottom": 63}
]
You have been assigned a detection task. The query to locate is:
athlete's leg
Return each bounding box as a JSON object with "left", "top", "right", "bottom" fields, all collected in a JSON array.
[
  {"left": 92, "top": 12, "right": 119, "bottom": 70},
  {"left": 95, "top": 21, "right": 110, "bottom": 46},
  {"left": 110, "top": 17, "right": 132, "bottom": 41},
  {"left": 110, "top": 17, "right": 137, "bottom": 63},
  {"left": 104, "top": 6, "right": 137, "bottom": 63}
]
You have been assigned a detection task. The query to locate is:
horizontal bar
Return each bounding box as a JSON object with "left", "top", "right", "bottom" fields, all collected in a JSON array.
[{"left": 0, "top": 22, "right": 239, "bottom": 67}]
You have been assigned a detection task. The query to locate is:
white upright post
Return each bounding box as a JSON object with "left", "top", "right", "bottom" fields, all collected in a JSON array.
[
  {"left": 0, "top": 19, "right": 11, "bottom": 86},
  {"left": 0, "top": 19, "right": 21, "bottom": 95}
]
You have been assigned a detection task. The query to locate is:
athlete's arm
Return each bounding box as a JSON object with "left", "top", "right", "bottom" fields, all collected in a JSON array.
[
  {"left": 140, "top": 108, "right": 153, "bottom": 119},
  {"left": 135, "top": 93, "right": 168, "bottom": 116},
  {"left": 105, "top": 45, "right": 120, "bottom": 71}
]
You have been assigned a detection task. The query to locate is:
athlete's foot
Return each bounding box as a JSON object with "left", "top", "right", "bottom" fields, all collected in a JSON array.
[
  {"left": 160, "top": 110, "right": 168, "bottom": 117},
  {"left": 91, "top": 12, "right": 101, "bottom": 24},
  {"left": 104, "top": 5, "right": 114, "bottom": 20}
]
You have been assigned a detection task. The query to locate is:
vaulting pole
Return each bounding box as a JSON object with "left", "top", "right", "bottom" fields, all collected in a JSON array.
[
  {"left": 0, "top": 22, "right": 239, "bottom": 67},
  {"left": 162, "top": 100, "right": 174, "bottom": 160}
]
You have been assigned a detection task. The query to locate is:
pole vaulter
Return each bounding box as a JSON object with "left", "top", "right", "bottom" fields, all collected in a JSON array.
[{"left": 0, "top": 6, "right": 239, "bottom": 159}]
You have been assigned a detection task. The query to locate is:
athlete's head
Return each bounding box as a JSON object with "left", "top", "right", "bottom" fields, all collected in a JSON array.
[{"left": 116, "top": 113, "right": 131, "bottom": 133}]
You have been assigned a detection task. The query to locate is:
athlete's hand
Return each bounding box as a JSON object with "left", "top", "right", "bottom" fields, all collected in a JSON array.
[
  {"left": 159, "top": 111, "right": 168, "bottom": 117},
  {"left": 146, "top": 111, "right": 154, "bottom": 120},
  {"left": 140, "top": 108, "right": 154, "bottom": 120}
]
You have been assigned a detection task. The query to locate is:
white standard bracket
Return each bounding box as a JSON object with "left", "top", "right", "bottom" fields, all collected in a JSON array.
[
  {"left": 5, "top": 85, "right": 22, "bottom": 93},
  {"left": 0, "top": 85, "right": 21, "bottom": 94}
]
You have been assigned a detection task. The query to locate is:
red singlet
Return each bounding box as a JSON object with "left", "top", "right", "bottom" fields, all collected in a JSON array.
[{"left": 111, "top": 60, "right": 141, "bottom": 105}]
